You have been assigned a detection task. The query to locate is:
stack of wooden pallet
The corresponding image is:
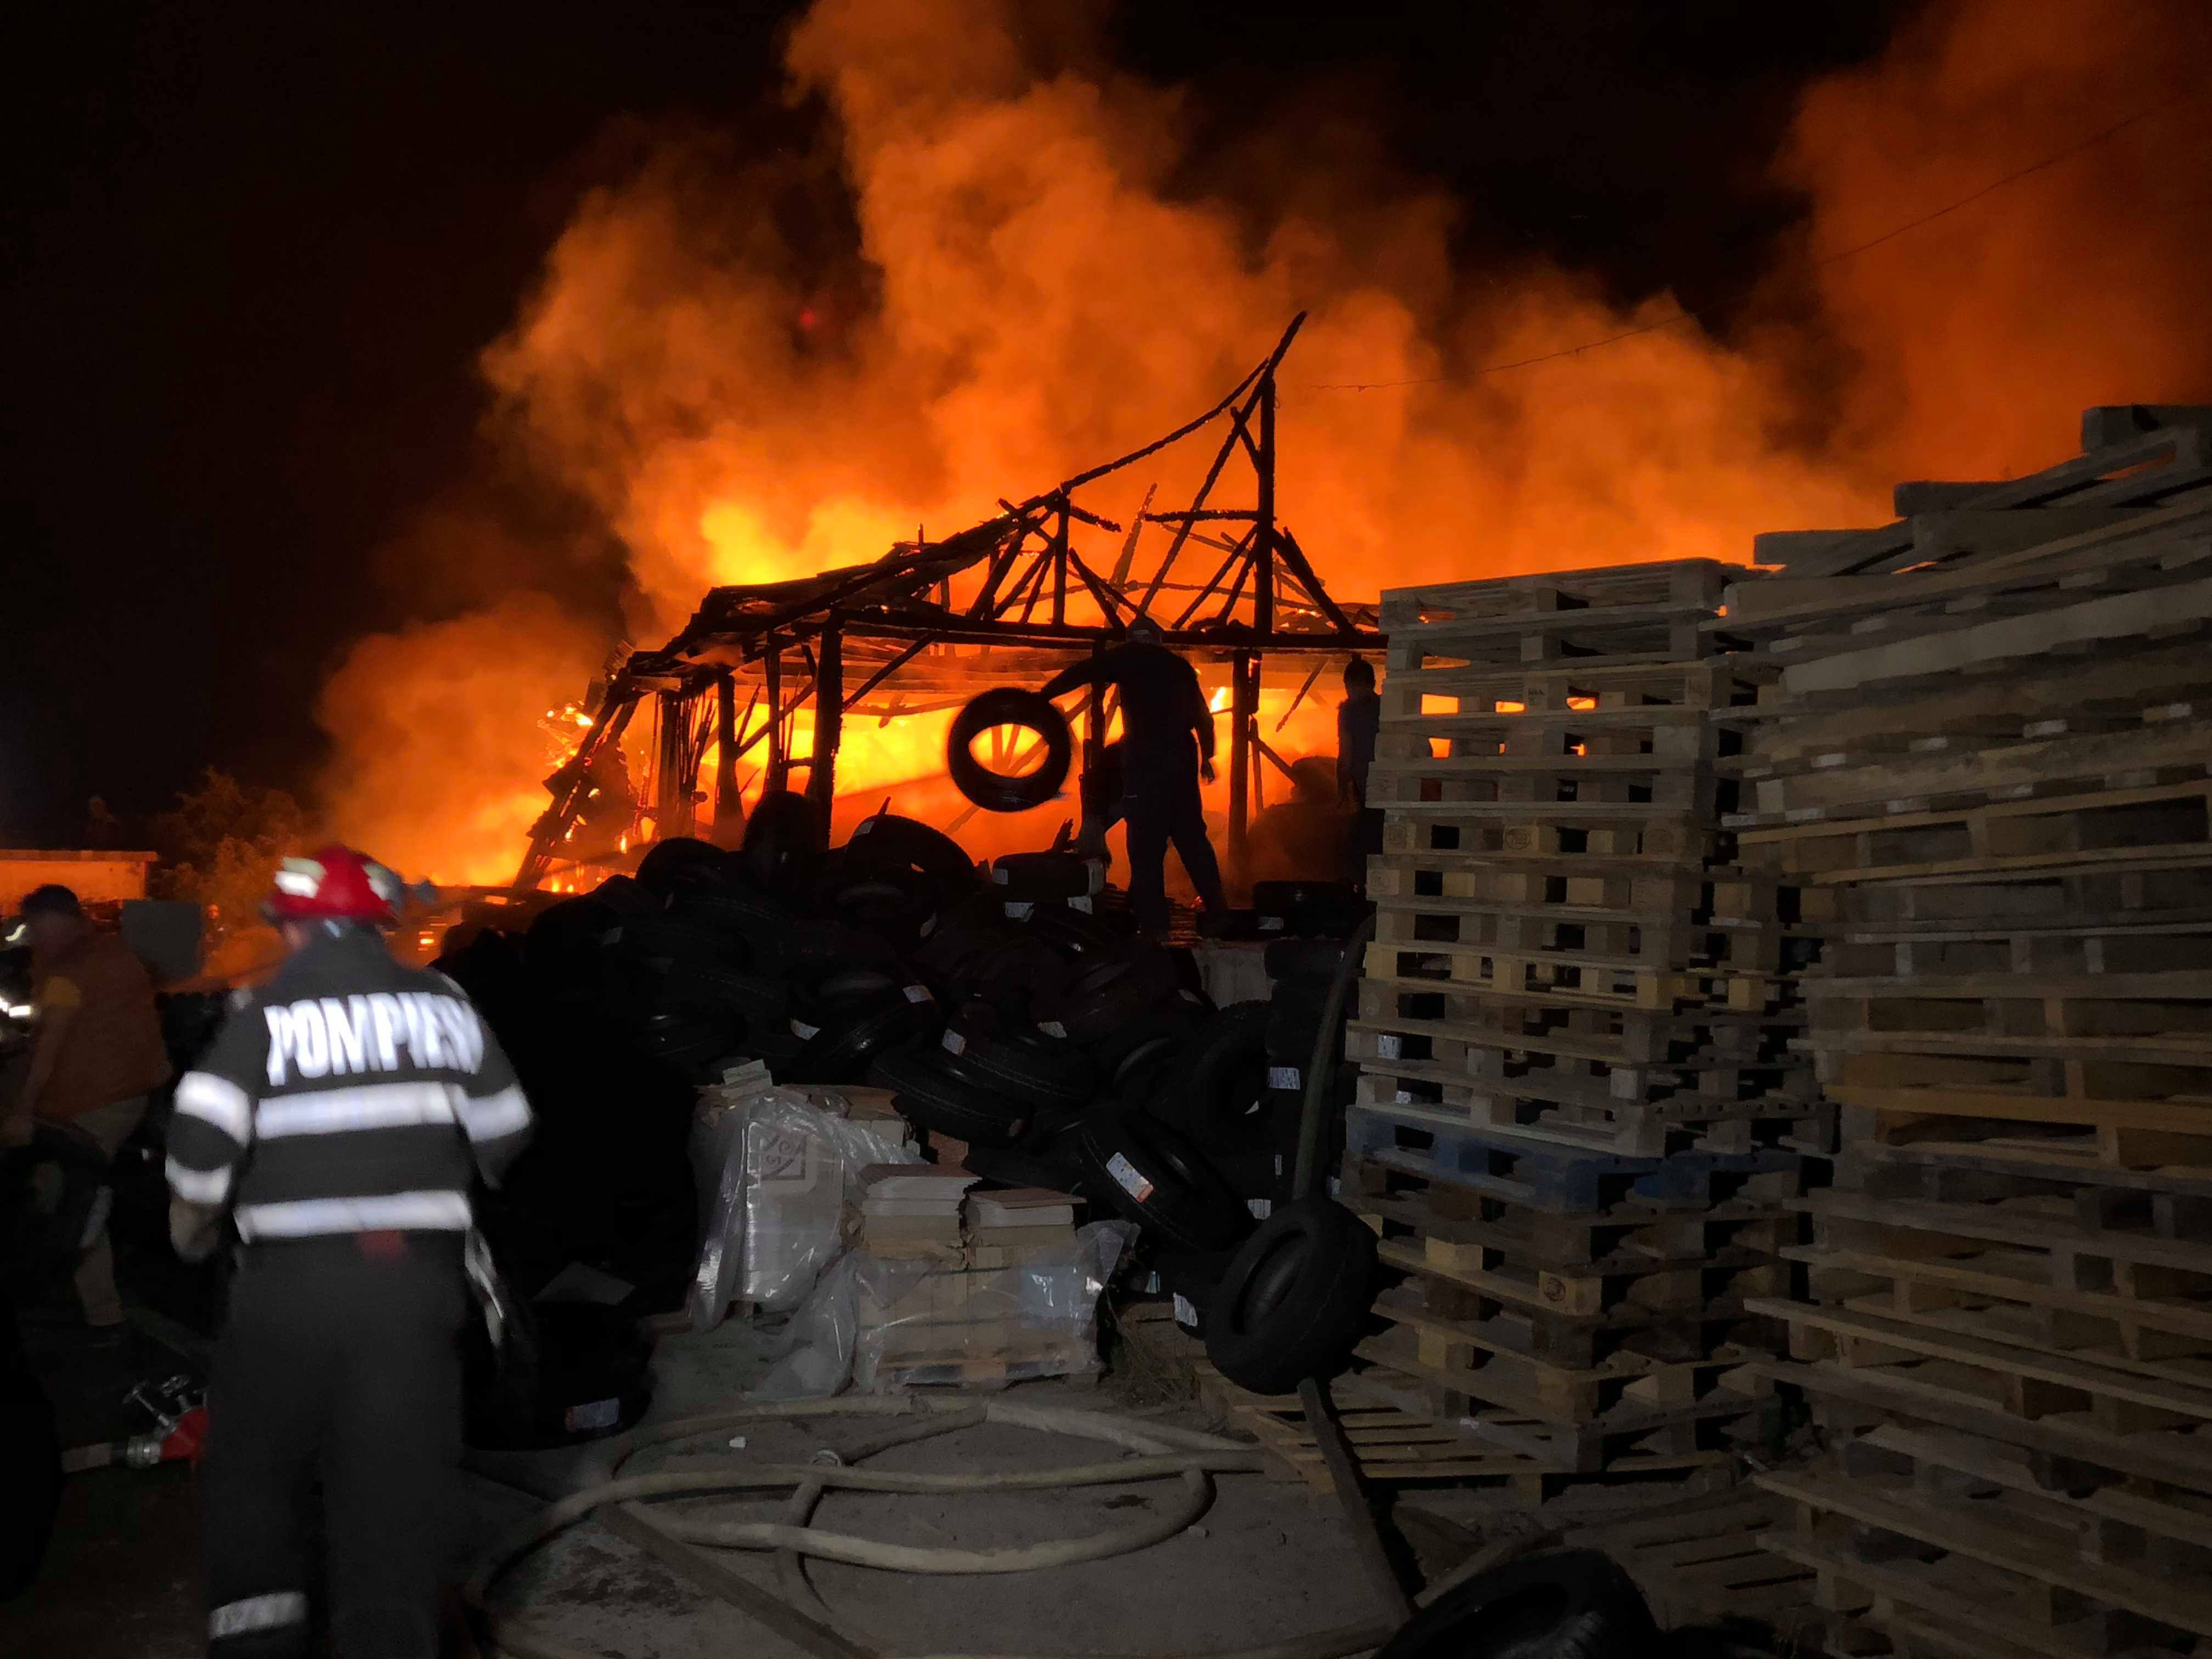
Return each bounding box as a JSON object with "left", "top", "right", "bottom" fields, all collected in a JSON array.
[
  {"left": 1724, "top": 406, "right": 2212, "bottom": 1658},
  {"left": 1341, "top": 558, "right": 1820, "bottom": 1493}
]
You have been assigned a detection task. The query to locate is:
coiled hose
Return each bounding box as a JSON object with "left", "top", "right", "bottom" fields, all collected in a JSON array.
[{"left": 467, "top": 1394, "right": 1395, "bottom": 1659}]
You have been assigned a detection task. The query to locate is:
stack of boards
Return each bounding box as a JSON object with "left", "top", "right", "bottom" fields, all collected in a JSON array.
[
  {"left": 1726, "top": 405, "right": 2212, "bottom": 1658},
  {"left": 853, "top": 1171, "right": 1094, "bottom": 1390},
  {"left": 1338, "top": 555, "right": 1819, "bottom": 1498}
]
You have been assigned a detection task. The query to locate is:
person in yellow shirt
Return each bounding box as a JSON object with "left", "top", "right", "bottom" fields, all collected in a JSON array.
[{"left": 1, "top": 885, "right": 173, "bottom": 1327}]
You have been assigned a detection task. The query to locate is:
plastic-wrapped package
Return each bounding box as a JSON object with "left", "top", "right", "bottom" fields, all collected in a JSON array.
[
  {"left": 752, "top": 1251, "right": 863, "bottom": 1401},
  {"left": 689, "top": 1072, "right": 920, "bottom": 1330},
  {"left": 755, "top": 1221, "right": 1133, "bottom": 1397},
  {"left": 854, "top": 1220, "right": 1133, "bottom": 1392}
]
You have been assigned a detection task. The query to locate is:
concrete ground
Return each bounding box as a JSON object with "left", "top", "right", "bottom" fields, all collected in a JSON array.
[
  {"left": 474, "top": 1318, "right": 1390, "bottom": 1659},
  {"left": 8, "top": 1292, "right": 1785, "bottom": 1658},
  {"left": 5, "top": 1312, "right": 1405, "bottom": 1659}
]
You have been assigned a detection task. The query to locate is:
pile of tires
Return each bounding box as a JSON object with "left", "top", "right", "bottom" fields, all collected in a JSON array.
[{"left": 436, "top": 805, "right": 1375, "bottom": 1393}]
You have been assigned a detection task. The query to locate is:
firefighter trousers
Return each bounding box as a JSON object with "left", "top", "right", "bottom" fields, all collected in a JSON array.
[
  {"left": 1124, "top": 761, "right": 1227, "bottom": 933},
  {"left": 201, "top": 1232, "right": 466, "bottom": 1659}
]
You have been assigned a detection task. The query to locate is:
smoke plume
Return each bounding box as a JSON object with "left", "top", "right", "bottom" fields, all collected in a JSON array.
[{"left": 315, "top": 0, "right": 2212, "bottom": 882}]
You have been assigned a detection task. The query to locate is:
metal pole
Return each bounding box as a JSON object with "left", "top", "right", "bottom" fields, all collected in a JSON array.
[
  {"left": 713, "top": 672, "right": 743, "bottom": 847},
  {"left": 1051, "top": 497, "right": 1070, "bottom": 627},
  {"left": 763, "top": 638, "right": 785, "bottom": 795},
  {"left": 1255, "top": 369, "right": 1276, "bottom": 639},
  {"left": 1228, "top": 650, "right": 1254, "bottom": 882},
  {"left": 656, "top": 689, "right": 695, "bottom": 840},
  {"left": 806, "top": 618, "right": 844, "bottom": 823}
]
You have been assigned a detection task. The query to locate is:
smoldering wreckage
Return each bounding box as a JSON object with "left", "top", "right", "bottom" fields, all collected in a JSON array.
[{"left": 12, "top": 383, "right": 2212, "bottom": 1657}]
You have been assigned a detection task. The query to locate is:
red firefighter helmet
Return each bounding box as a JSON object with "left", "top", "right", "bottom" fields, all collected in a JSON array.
[{"left": 264, "top": 844, "right": 403, "bottom": 925}]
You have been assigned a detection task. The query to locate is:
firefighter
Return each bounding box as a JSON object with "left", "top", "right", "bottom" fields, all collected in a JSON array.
[
  {"left": 165, "top": 845, "right": 533, "bottom": 1659},
  {"left": 1041, "top": 617, "right": 1228, "bottom": 933}
]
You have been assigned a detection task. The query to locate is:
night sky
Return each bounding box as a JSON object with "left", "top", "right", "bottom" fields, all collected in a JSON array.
[{"left": 2, "top": 2, "right": 1911, "bottom": 847}]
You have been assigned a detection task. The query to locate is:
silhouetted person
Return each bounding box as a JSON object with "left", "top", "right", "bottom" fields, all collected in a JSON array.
[
  {"left": 1, "top": 884, "right": 172, "bottom": 1327},
  {"left": 1042, "top": 618, "right": 1227, "bottom": 932},
  {"left": 1336, "top": 658, "right": 1380, "bottom": 807},
  {"left": 1338, "top": 658, "right": 1384, "bottom": 882}
]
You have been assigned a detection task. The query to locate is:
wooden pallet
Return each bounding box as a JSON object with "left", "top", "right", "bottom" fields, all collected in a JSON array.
[
  {"left": 1371, "top": 761, "right": 1735, "bottom": 816},
  {"left": 1758, "top": 1462, "right": 2212, "bottom": 1650},
  {"left": 1358, "top": 1331, "right": 1771, "bottom": 1474},
  {"left": 1369, "top": 901, "right": 1801, "bottom": 970},
  {"left": 1356, "top": 1319, "right": 1770, "bottom": 1431},
  {"left": 1345, "top": 1104, "right": 1805, "bottom": 1210},
  {"left": 1832, "top": 1138, "right": 2212, "bottom": 1208},
  {"left": 1356, "top": 975, "right": 1807, "bottom": 1067},
  {"left": 1793, "top": 1189, "right": 2212, "bottom": 1362},
  {"left": 1367, "top": 857, "right": 1818, "bottom": 922},
  {"left": 1833, "top": 1092, "right": 2212, "bottom": 1172},
  {"left": 1763, "top": 1525, "right": 2209, "bottom": 1659},
  {"left": 1559, "top": 1488, "right": 1816, "bottom": 1633},
  {"left": 1752, "top": 1296, "right": 2212, "bottom": 1435},
  {"left": 1238, "top": 1392, "right": 1739, "bottom": 1500},
  {"left": 1738, "top": 779, "right": 2212, "bottom": 882},
  {"left": 1730, "top": 719, "right": 2212, "bottom": 828},
  {"left": 1349, "top": 1154, "right": 1798, "bottom": 1257},
  {"left": 1373, "top": 1274, "right": 1773, "bottom": 1385},
  {"left": 1381, "top": 811, "right": 1719, "bottom": 866},
  {"left": 1840, "top": 1421, "right": 2212, "bottom": 1581},
  {"left": 1352, "top": 1023, "right": 1816, "bottom": 1114},
  {"left": 1353, "top": 1069, "right": 1818, "bottom": 1159},
  {"left": 1380, "top": 652, "right": 1759, "bottom": 725},
  {"left": 1365, "top": 937, "right": 1777, "bottom": 1012}
]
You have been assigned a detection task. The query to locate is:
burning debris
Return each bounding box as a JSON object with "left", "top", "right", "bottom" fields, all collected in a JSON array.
[{"left": 516, "top": 317, "right": 1381, "bottom": 896}]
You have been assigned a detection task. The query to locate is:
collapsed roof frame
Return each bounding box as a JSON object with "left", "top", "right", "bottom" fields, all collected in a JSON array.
[{"left": 516, "top": 313, "right": 1385, "bottom": 890}]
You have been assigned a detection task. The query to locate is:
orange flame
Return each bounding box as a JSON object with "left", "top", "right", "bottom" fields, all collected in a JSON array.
[{"left": 313, "top": 0, "right": 2212, "bottom": 884}]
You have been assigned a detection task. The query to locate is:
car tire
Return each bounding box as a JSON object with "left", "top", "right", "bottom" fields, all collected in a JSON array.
[
  {"left": 636, "top": 836, "right": 731, "bottom": 896},
  {"left": 741, "top": 789, "right": 827, "bottom": 888},
  {"left": 945, "top": 1026, "right": 1096, "bottom": 1110},
  {"left": 1265, "top": 936, "right": 1350, "bottom": 985},
  {"left": 1077, "top": 1109, "right": 1251, "bottom": 1252},
  {"left": 589, "top": 874, "right": 660, "bottom": 918},
  {"left": 1251, "top": 880, "right": 1369, "bottom": 940},
  {"left": 524, "top": 898, "right": 623, "bottom": 978},
  {"left": 870, "top": 1046, "right": 1033, "bottom": 1147},
  {"left": 1037, "top": 948, "right": 1186, "bottom": 1044},
  {"left": 991, "top": 850, "right": 1097, "bottom": 899},
  {"left": 1373, "top": 1550, "right": 1659, "bottom": 1659},
  {"left": 786, "top": 989, "right": 942, "bottom": 1085},
  {"left": 1203, "top": 1196, "right": 1378, "bottom": 1395},
  {"left": 844, "top": 812, "right": 982, "bottom": 889},
  {"left": 1164, "top": 1002, "right": 1274, "bottom": 1153},
  {"left": 962, "top": 1137, "right": 1087, "bottom": 1198},
  {"left": 948, "top": 689, "right": 1073, "bottom": 814}
]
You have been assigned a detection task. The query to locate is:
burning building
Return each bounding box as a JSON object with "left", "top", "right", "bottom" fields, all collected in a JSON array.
[{"left": 515, "top": 317, "right": 1384, "bottom": 893}]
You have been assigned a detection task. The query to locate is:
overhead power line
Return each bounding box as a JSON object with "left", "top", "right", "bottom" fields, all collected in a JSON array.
[{"left": 1302, "top": 80, "right": 2207, "bottom": 392}]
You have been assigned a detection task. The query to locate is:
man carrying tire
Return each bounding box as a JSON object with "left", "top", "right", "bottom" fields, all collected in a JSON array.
[
  {"left": 165, "top": 845, "right": 534, "bottom": 1659},
  {"left": 1040, "top": 617, "right": 1228, "bottom": 934}
]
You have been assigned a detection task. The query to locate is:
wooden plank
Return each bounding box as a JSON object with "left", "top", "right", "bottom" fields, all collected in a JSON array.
[
  {"left": 1830, "top": 1082, "right": 2212, "bottom": 1144},
  {"left": 1737, "top": 720, "right": 2212, "bottom": 824},
  {"left": 1781, "top": 568, "right": 2212, "bottom": 699},
  {"left": 1764, "top": 1356, "right": 2212, "bottom": 1492},
  {"left": 1757, "top": 1528, "right": 2152, "bottom": 1659},
  {"left": 1787, "top": 1242, "right": 2212, "bottom": 1347},
  {"left": 1862, "top": 1422, "right": 2212, "bottom": 1556},
  {"left": 1748, "top": 1299, "right": 2212, "bottom": 1423},
  {"left": 1758, "top": 1466, "right": 2212, "bottom": 1637}
]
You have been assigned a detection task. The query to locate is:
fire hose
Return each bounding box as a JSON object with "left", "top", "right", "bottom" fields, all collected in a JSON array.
[{"left": 466, "top": 1395, "right": 1397, "bottom": 1659}]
